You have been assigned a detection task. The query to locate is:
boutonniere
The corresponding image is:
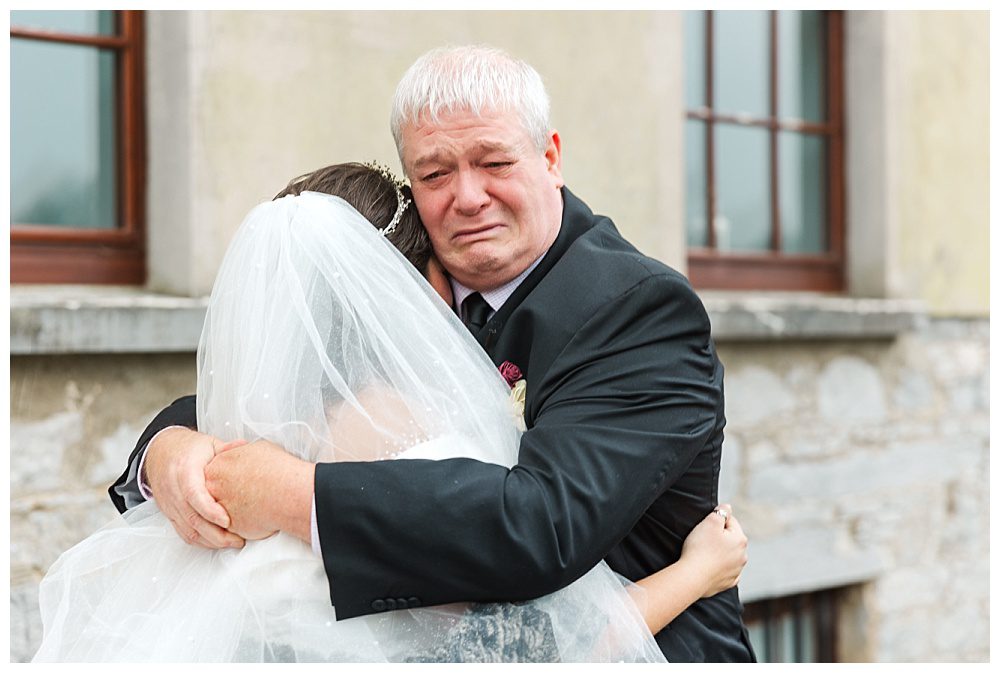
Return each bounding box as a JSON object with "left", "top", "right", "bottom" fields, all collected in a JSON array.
[{"left": 499, "top": 361, "right": 527, "bottom": 431}]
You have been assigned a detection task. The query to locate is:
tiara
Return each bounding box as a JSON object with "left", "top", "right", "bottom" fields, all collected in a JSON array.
[{"left": 364, "top": 161, "right": 411, "bottom": 238}]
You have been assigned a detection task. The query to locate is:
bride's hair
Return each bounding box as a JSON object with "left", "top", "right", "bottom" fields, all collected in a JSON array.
[
  {"left": 274, "top": 162, "right": 433, "bottom": 273},
  {"left": 389, "top": 44, "right": 552, "bottom": 162}
]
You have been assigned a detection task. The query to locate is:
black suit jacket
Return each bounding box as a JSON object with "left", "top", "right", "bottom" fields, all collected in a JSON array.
[{"left": 111, "top": 188, "right": 754, "bottom": 662}]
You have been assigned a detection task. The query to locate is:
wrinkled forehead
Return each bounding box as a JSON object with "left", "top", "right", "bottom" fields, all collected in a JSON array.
[{"left": 402, "top": 112, "right": 535, "bottom": 167}]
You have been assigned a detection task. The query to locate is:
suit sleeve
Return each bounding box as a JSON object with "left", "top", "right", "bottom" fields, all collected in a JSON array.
[
  {"left": 108, "top": 395, "right": 199, "bottom": 514},
  {"left": 315, "top": 273, "right": 722, "bottom": 619}
]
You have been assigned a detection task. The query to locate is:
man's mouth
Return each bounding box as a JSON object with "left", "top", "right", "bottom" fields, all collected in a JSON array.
[{"left": 452, "top": 224, "right": 504, "bottom": 242}]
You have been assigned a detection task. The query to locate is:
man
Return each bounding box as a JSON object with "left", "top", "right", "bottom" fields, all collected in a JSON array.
[{"left": 111, "top": 45, "right": 754, "bottom": 662}]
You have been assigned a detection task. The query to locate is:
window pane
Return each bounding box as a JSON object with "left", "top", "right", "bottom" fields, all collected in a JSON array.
[
  {"left": 11, "top": 39, "right": 117, "bottom": 229},
  {"left": 778, "top": 132, "right": 826, "bottom": 253},
  {"left": 714, "top": 10, "right": 770, "bottom": 118},
  {"left": 10, "top": 10, "right": 116, "bottom": 36},
  {"left": 684, "top": 120, "right": 708, "bottom": 247},
  {"left": 800, "top": 605, "right": 817, "bottom": 661},
  {"left": 747, "top": 621, "right": 768, "bottom": 661},
  {"left": 715, "top": 124, "right": 770, "bottom": 251},
  {"left": 683, "top": 11, "right": 707, "bottom": 107},
  {"left": 778, "top": 10, "right": 826, "bottom": 122}
]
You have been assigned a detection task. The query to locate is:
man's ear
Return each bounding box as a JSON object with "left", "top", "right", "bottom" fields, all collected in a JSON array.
[{"left": 545, "top": 130, "right": 564, "bottom": 189}]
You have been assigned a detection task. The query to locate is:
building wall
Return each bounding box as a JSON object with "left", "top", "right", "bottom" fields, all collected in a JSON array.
[
  {"left": 146, "top": 10, "right": 686, "bottom": 297},
  {"left": 9, "top": 354, "right": 197, "bottom": 661},
  {"left": 892, "top": 12, "right": 989, "bottom": 317},
  {"left": 717, "top": 318, "right": 989, "bottom": 662}
]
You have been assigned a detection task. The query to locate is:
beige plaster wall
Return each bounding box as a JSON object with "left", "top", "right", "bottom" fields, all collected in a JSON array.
[
  {"left": 892, "top": 11, "right": 989, "bottom": 316},
  {"left": 146, "top": 10, "right": 686, "bottom": 297}
]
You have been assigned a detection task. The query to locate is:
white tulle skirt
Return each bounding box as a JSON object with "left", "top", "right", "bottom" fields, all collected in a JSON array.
[{"left": 33, "top": 499, "right": 665, "bottom": 662}]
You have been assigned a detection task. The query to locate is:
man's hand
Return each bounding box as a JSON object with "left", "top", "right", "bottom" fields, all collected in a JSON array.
[
  {"left": 205, "top": 440, "right": 315, "bottom": 543},
  {"left": 144, "top": 427, "right": 246, "bottom": 549}
]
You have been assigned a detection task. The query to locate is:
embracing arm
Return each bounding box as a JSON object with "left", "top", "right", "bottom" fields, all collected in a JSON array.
[
  {"left": 314, "top": 272, "right": 724, "bottom": 618},
  {"left": 632, "top": 506, "right": 748, "bottom": 634},
  {"left": 108, "top": 395, "right": 244, "bottom": 549}
]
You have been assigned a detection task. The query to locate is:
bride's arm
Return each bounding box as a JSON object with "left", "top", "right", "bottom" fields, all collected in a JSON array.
[{"left": 630, "top": 504, "right": 748, "bottom": 634}]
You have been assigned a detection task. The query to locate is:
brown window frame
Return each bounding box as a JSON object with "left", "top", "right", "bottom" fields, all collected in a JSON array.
[
  {"left": 686, "top": 10, "right": 844, "bottom": 292},
  {"left": 10, "top": 11, "right": 146, "bottom": 284}
]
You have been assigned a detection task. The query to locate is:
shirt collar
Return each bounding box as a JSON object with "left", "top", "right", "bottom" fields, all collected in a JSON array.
[{"left": 450, "top": 251, "right": 548, "bottom": 315}]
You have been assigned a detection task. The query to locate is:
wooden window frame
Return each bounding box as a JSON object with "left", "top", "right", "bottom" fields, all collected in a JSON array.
[
  {"left": 744, "top": 588, "right": 840, "bottom": 663},
  {"left": 10, "top": 11, "right": 146, "bottom": 284},
  {"left": 686, "top": 10, "right": 844, "bottom": 292}
]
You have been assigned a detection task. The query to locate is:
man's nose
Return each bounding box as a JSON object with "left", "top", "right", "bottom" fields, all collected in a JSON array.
[{"left": 452, "top": 169, "right": 490, "bottom": 216}]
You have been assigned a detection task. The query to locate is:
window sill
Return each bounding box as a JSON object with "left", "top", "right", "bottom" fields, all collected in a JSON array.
[
  {"left": 10, "top": 287, "right": 927, "bottom": 355},
  {"left": 703, "top": 292, "right": 926, "bottom": 342},
  {"left": 10, "top": 285, "right": 209, "bottom": 355}
]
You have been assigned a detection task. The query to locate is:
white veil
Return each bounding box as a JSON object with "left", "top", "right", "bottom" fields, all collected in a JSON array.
[{"left": 33, "top": 192, "right": 665, "bottom": 662}]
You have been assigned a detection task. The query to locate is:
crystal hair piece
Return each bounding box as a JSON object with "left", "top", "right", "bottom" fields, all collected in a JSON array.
[{"left": 364, "top": 161, "right": 411, "bottom": 238}]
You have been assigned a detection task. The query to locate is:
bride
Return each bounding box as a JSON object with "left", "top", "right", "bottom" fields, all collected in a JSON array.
[{"left": 33, "top": 163, "right": 747, "bottom": 662}]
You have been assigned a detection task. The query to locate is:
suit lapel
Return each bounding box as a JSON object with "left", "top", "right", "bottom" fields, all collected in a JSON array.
[{"left": 474, "top": 187, "right": 595, "bottom": 354}]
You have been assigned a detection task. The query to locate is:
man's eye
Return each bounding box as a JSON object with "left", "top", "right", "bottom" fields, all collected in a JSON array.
[
  {"left": 486, "top": 161, "right": 513, "bottom": 169},
  {"left": 421, "top": 171, "right": 445, "bottom": 182}
]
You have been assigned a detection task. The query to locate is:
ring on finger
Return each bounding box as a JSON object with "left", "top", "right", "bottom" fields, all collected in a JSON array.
[{"left": 713, "top": 508, "right": 729, "bottom": 521}]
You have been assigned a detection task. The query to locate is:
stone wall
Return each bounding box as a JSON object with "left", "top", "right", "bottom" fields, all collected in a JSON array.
[
  {"left": 718, "top": 317, "right": 989, "bottom": 662},
  {"left": 9, "top": 317, "right": 988, "bottom": 662},
  {"left": 9, "top": 353, "right": 196, "bottom": 662}
]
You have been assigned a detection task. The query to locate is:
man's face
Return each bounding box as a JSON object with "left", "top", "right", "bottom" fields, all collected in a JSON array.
[{"left": 401, "top": 107, "right": 564, "bottom": 292}]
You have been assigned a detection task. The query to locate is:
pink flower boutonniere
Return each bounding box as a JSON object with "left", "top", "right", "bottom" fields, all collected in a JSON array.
[
  {"left": 499, "top": 361, "right": 527, "bottom": 431},
  {"left": 499, "top": 361, "right": 523, "bottom": 388}
]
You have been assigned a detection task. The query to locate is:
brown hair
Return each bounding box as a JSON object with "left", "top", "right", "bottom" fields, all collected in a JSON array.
[{"left": 273, "top": 162, "right": 433, "bottom": 273}]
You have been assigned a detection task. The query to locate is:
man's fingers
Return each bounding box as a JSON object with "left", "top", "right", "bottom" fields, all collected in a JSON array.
[
  {"left": 170, "top": 507, "right": 245, "bottom": 549},
  {"left": 186, "top": 483, "right": 232, "bottom": 529}
]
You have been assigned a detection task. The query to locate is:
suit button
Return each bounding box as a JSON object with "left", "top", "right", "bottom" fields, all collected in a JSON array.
[
  {"left": 407, "top": 597, "right": 421, "bottom": 608},
  {"left": 385, "top": 598, "right": 397, "bottom": 609},
  {"left": 372, "top": 599, "right": 385, "bottom": 611}
]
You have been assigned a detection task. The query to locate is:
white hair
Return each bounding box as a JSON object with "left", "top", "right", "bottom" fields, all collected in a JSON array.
[{"left": 390, "top": 45, "right": 552, "bottom": 166}]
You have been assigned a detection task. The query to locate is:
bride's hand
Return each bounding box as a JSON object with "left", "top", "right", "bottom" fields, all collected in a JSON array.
[{"left": 678, "top": 504, "right": 748, "bottom": 598}]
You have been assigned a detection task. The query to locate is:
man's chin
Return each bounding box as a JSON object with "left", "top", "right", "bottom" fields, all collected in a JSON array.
[{"left": 446, "top": 254, "right": 531, "bottom": 291}]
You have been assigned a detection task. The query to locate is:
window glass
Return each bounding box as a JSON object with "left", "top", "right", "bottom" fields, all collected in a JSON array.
[
  {"left": 778, "top": 11, "right": 826, "bottom": 121},
  {"left": 714, "top": 124, "right": 770, "bottom": 251},
  {"left": 10, "top": 39, "right": 117, "bottom": 228},
  {"left": 683, "top": 10, "right": 707, "bottom": 108},
  {"left": 10, "top": 9, "right": 116, "bottom": 36},
  {"left": 713, "top": 10, "right": 770, "bottom": 118},
  {"left": 778, "top": 132, "right": 826, "bottom": 253},
  {"left": 684, "top": 120, "right": 708, "bottom": 247}
]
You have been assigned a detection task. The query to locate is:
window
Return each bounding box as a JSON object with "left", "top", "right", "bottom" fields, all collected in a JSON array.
[
  {"left": 11, "top": 10, "right": 145, "bottom": 284},
  {"left": 684, "top": 10, "right": 844, "bottom": 291},
  {"left": 744, "top": 588, "right": 841, "bottom": 662}
]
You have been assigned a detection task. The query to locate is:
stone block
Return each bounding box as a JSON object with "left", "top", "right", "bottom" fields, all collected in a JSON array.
[
  {"left": 817, "top": 355, "right": 887, "bottom": 423},
  {"left": 892, "top": 369, "right": 936, "bottom": 412},
  {"left": 10, "top": 491, "right": 120, "bottom": 576},
  {"left": 746, "top": 439, "right": 976, "bottom": 504},
  {"left": 873, "top": 565, "right": 948, "bottom": 612},
  {"left": 745, "top": 439, "right": 781, "bottom": 468},
  {"left": 10, "top": 583, "right": 43, "bottom": 663},
  {"left": 9, "top": 411, "right": 81, "bottom": 495},
  {"left": 725, "top": 365, "right": 796, "bottom": 428},
  {"left": 737, "top": 525, "right": 882, "bottom": 603},
  {"left": 90, "top": 422, "right": 145, "bottom": 487},
  {"left": 718, "top": 434, "right": 742, "bottom": 503}
]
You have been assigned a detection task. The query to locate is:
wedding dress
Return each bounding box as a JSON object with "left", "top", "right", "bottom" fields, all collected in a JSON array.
[{"left": 33, "top": 192, "right": 666, "bottom": 662}]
